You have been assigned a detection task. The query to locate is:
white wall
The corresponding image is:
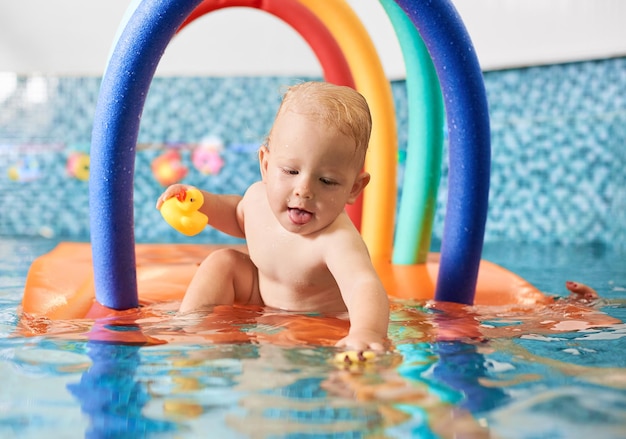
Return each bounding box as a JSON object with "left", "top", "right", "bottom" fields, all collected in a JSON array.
[
  {"left": 454, "top": 0, "right": 626, "bottom": 70},
  {"left": 1, "top": 0, "right": 625, "bottom": 78}
]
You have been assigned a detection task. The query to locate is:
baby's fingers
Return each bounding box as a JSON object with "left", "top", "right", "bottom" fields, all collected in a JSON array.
[
  {"left": 335, "top": 336, "right": 385, "bottom": 353},
  {"left": 156, "top": 185, "right": 188, "bottom": 209}
]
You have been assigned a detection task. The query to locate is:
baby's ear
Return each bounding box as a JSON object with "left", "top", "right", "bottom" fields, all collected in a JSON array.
[
  {"left": 258, "top": 145, "right": 270, "bottom": 180},
  {"left": 346, "top": 171, "right": 370, "bottom": 204}
]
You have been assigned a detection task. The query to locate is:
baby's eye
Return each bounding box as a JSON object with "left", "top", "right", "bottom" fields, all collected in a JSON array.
[
  {"left": 320, "top": 177, "right": 338, "bottom": 186},
  {"left": 281, "top": 168, "right": 298, "bottom": 175}
]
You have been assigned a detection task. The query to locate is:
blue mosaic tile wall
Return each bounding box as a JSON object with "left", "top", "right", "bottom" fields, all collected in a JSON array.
[{"left": 1, "top": 57, "right": 625, "bottom": 248}]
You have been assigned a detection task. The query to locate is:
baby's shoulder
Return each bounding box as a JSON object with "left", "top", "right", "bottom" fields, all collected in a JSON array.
[
  {"left": 322, "top": 213, "right": 365, "bottom": 243},
  {"left": 244, "top": 180, "right": 263, "bottom": 193},
  {"left": 240, "top": 182, "right": 269, "bottom": 220},
  {"left": 241, "top": 181, "right": 264, "bottom": 203}
]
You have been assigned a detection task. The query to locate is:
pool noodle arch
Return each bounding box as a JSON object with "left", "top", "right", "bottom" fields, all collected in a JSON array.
[
  {"left": 379, "top": 0, "right": 445, "bottom": 265},
  {"left": 89, "top": 0, "right": 489, "bottom": 309}
]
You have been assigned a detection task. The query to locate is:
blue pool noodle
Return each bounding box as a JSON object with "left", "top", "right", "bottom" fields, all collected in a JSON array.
[
  {"left": 90, "top": 0, "right": 204, "bottom": 309},
  {"left": 394, "top": 0, "right": 491, "bottom": 304},
  {"left": 89, "top": 0, "right": 490, "bottom": 309}
]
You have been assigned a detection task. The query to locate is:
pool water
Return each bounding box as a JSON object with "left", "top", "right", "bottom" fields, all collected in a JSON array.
[{"left": 1, "top": 237, "right": 626, "bottom": 438}]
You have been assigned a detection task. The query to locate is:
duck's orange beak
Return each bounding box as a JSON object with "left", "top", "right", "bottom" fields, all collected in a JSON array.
[{"left": 176, "top": 189, "right": 187, "bottom": 202}]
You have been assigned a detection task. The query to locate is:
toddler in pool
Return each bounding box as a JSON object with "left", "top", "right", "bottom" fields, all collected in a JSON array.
[{"left": 156, "top": 81, "right": 389, "bottom": 351}]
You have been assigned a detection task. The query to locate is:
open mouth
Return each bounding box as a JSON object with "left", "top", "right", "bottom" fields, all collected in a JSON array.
[{"left": 288, "top": 207, "right": 313, "bottom": 225}]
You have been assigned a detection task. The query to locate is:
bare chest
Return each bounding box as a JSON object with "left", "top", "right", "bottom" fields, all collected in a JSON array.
[{"left": 245, "top": 220, "right": 334, "bottom": 289}]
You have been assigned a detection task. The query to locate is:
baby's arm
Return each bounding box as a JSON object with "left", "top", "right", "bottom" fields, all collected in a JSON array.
[
  {"left": 326, "top": 230, "right": 389, "bottom": 352},
  {"left": 156, "top": 184, "right": 245, "bottom": 238}
]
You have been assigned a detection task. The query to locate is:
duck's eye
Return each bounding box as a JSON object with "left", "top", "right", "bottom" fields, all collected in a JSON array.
[{"left": 189, "top": 198, "right": 195, "bottom": 202}]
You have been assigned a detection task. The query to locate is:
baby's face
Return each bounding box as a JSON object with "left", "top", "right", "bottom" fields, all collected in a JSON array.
[{"left": 260, "top": 110, "right": 366, "bottom": 235}]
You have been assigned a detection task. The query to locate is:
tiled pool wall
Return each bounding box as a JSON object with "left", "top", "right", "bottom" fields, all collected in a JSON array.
[{"left": 1, "top": 57, "right": 625, "bottom": 247}]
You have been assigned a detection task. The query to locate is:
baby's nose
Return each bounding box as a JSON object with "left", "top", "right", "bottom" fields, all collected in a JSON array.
[{"left": 294, "top": 179, "right": 313, "bottom": 199}]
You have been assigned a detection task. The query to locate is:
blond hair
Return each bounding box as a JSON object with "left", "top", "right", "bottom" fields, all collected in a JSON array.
[{"left": 269, "top": 81, "right": 372, "bottom": 163}]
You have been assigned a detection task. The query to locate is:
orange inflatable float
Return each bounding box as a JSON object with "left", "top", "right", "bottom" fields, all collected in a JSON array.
[{"left": 21, "top": 241, "right": 549, "bottom": 322}]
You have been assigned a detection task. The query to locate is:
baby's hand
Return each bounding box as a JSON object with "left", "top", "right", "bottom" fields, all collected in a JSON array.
[
  {"left": 335, "top": 329, "right": 387, "bottom": 353},
  {"left": 565, "top": 280, "right": 599, "bottom": 302},
  {"left": 155, "top": 184, "right": 191, "bottom": 209}
]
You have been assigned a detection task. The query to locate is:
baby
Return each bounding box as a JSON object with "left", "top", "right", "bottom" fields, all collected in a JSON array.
[{"left": 156, "top": 81, "right": 389, "bottom": 351}]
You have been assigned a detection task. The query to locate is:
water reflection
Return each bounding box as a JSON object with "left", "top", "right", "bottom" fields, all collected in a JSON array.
[{"left": 67, "top": 341, "right": 178, "bottom": 439}]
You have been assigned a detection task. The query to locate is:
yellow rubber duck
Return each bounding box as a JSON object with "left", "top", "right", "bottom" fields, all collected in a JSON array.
[
  {"left": 333, "top": 350, "right": 376, "bottom": 365},
  {"left": 159, "top": 188, "right": 208, "bottom": 236}
]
